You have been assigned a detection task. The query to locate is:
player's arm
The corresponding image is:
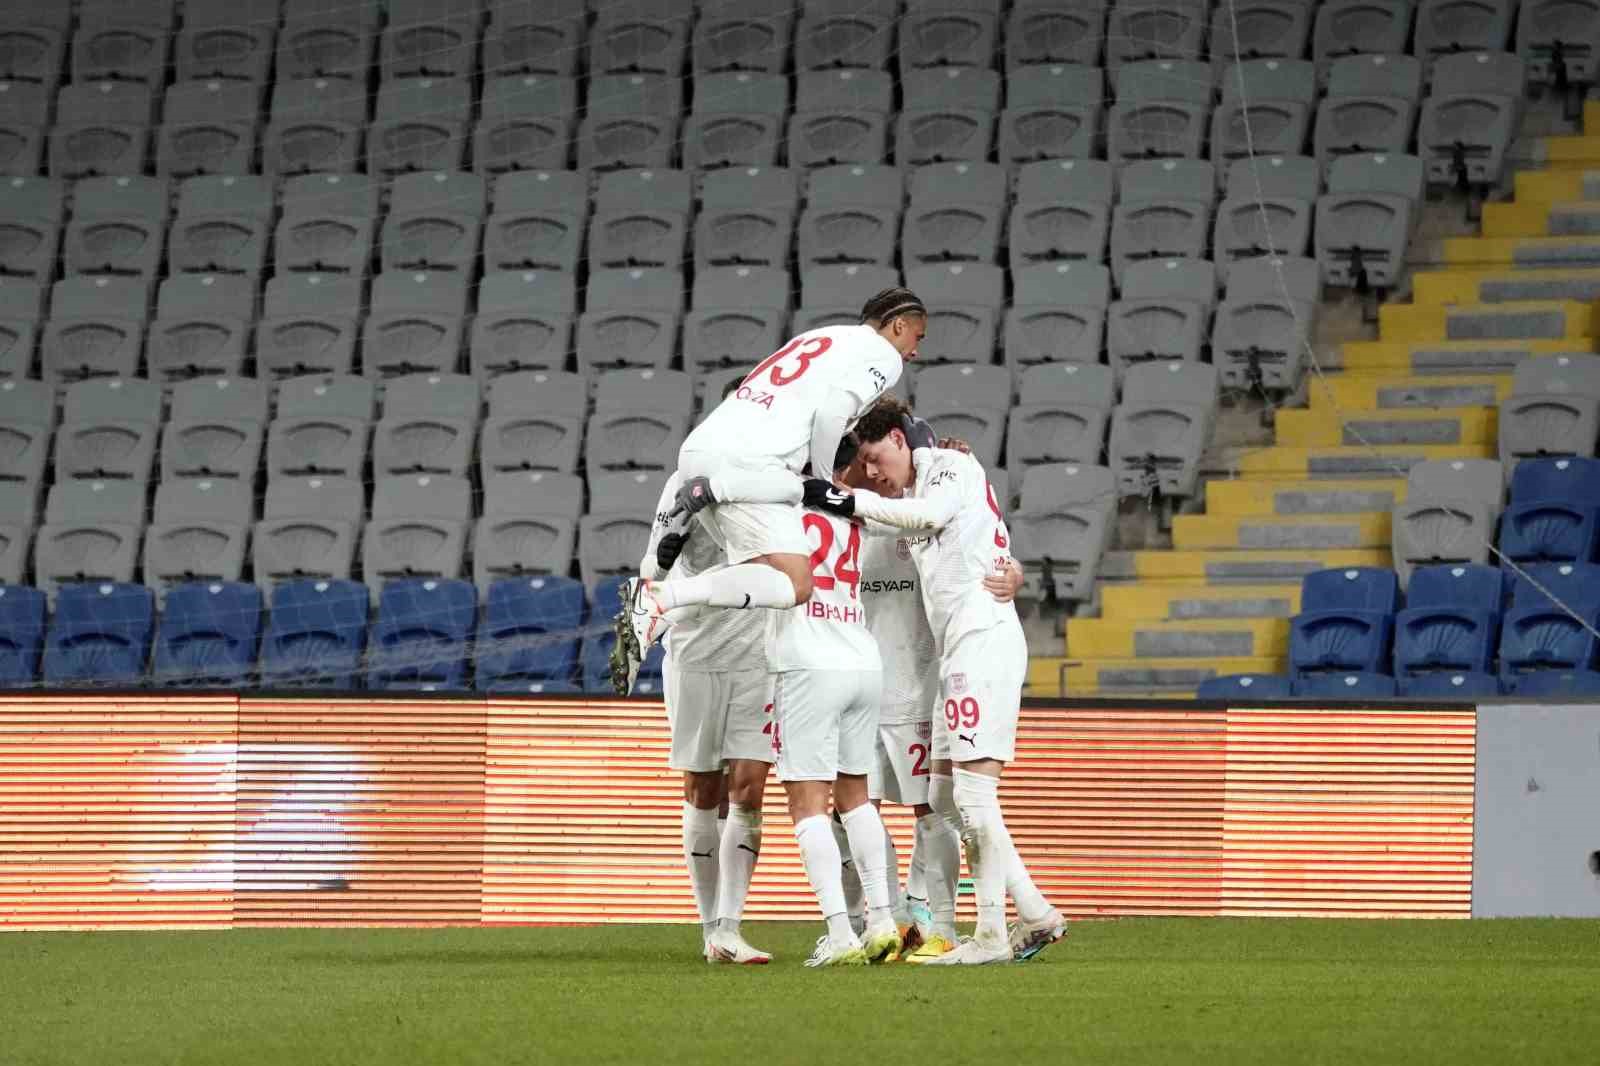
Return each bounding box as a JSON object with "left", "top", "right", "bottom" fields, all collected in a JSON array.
[
  {"left": 807, "top": 386, "right": 858, "bottom": 486},
  {"left": 983, "top": 558, "right": 1025, "bottom": 602},
  {"left": 640, "top": 473, "right": 684, "bottom": 580},
  {"left": 836, "top": 451, "right": 966, "bottom": 533}
]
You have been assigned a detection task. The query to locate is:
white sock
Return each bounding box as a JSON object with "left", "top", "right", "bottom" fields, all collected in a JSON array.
[
  {"left": 795, "top": 814, "right": 851, "bottom": 938},
  {"left": 714, "top": 804, "right": 761, "bottom": 929},
  {"left": 953, "top": 769, "right": 1011, "bottom": 944},
  {"left": 682, "top": 803, "right": 721, "bottom": 937},
  {"left": 882, "top": 823, "right": 901, "bottom": 917},
  {"left": 918, "top": 810, "right": 961, "bottom": 939},
  {"left": 657, "top": 563, "right": 798, "bottom": 611},
  {"left": 906, "top": 816, "right": 928, "bottom": 904},
  {"left": 1007, "top": 844, "right": 1051, "bottom": 925},
  {"left": 840, "top": 804, "right": 892, "bottom": 927},
  {"left": 832, "top": 816, "right": 865, "bottom": 927}
]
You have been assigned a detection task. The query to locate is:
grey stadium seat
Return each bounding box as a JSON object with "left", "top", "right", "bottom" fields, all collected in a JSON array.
[
  {"left": 1106, "top": 0, "right": 1209, "bottom": 66},
  {"left": 1517, "top": 0, "right": 1600, "bottom": 88},
  {"left": 363, "top": 474, "right": 472, "bottom": 595},
  {"left": 176, "top": 0, "right": 278, "bottom": 83},
  {"left": 577, "top": 74, "right": 682, "bottom": 172},
  {"left": 0, "top": 7, "right": 67, "bottom": 89},
  {"left": 1109, "top": 360, "right": 1219, "bottom": 498},
  {"left": 479, "top": 369, "right": 586, "bottom": 477},
  {"left": 0, "top": 81, "right": 49, "bottom": 177},
  {"left": 682, "top": 72, "right": 788, "bottom": 170},
  {"left": 694, "top": 0, "right": 794, "bottom": 75},
  {"left": 912, "top": 362, "right": 1010, "bottom": 469},
  {"left": 373, "top": 373, "right": 482, "bottom": 478},
  {"left": 158, "top": 80, "right": 260, "bottom": 179},
  {"left": 1418, "top": 52, "right": 1526, "bottom": 190},
  {"left": 787, "top": 69, "right": 893, "bottom": 169},
  {"left": 146, "top": 273, "right": 257, "bottom": 384},
  {"left": 143, "top": 477, "right": 253, "bottom": 595},
  {"left": 1315, "top": 152, "right": 1426, "bottom": 290},
  {"left": 0, "top": 480, "right": 33, "bottom": 584},
  {"left": 276, "top": 0, "right": 378, "bottom": 82},
  {"left": 1315, "top": 54, "right": 1424, "bottom": 165},
  {"left": 1009, "top": 159, "right": 1115, "bottom": 271},
  {"left": 1010, "top": 462, "right": 1117, "bottom": 601},
  {"left": 275, "top": 172, "right": 381, "bottom": 275},
  {"left": 62, "top": 175, "right": 168, "bottom": 280},
  {"left": 264, "top": 77, "right": 368, "bottom": 176},
  {"left": 379, "top": 170, "right": 487, "bottom": 274},
  {"left": 1004, "top": 262, "right": 1111, "bottom": 371},
  {"left": 1005, "top": 0, "right": 1106, "bottom": 69},
  {"left": 474, "top": 471, "right": 584, "bottom": 590},
  {"left": 894, "top": 67, "right": 1000, "bottom": 166},
  {"left": 794, "top": 264, "right": 901, "bottom": 334},
  {"left": 40, "top": 275, "right": 151, "bottom": 387},
  {"left": 1210, "top": 1, "right": 1315, "bottom": 66},
  {"left": 160, "top": 376, "right": 268, "bottom": 481},
  {"left": 368, "top": 77, "right": 472, "bottom": 177},
  {"left": 898, "top": 0, "right": 1001, "bottom": 76},
  {"left": 578, "top": 470, "right": 666, "bottom": 589},
  {"left": 694, "top": 166, "right": 799, "bottom": 270},
  {"left": 682, "top": 267, "right": 792, "bottom": 384},
  {"left": 998, "top": 64, "right": 1105, "bottom": 166},
  {"left": 795, "top": 0, "right": 897, "bottom": 72},
  {"left": 1498, "top": 353, "right": 1600, "bottom": 473},
  {"left": 1214, "top": 154, "right": 1320, "bottom": 261},
  {"left": 588, "top": 167, "right": 693, "bottom": 271},
  {"left": 253, "top": 475, "right": 363, "bottom": 590},
  {"left": 901, "top": 161, "right": 1007, "bottom": 265},
  {"left": 382, "top": 0, "right": 481, "bottom": 81},
  {"left": 1212, "top": 283, "right": 1315, "bottom": 392},
  {"left": 475, "top": 75, "right": 577, "bottom": 174},
  {"left": 1417, "top": 0, "right": 1517, "bottom": 67},
  {"left": 485, "top": 169, "right": 589, "bottom": 273},
  {"left": 0, "top": 376, "right": 53, "bottom": 484},
  {"left": 1391, "top": 458, "right": 1504, "bottom": 583},
  {"left": 471, "top": 270, "right": 577, "bottom": 379},
  {"left": 576, "top": 268, "right": 683, "bottom": 375},
  {"left": 1006, "top": 362, "right": 1117, "bottom": 467},
  {"left": 482, "top": 0, "right": 585, "bottom": 78},
  {"left": 53, "top": 377, "right": 161, "bottom": 483},
  {"left": 169, "top": 174, "right": 274, "bottom": 277},
  {"left": 1107, "top": 258, "right": 1219, "bottom": 381},
  {"left": 50, "top": 80, "right": 154, "bottom": 178},
  {"left": 1107, "top": 60, "right": 1214, "bottom": 163},
  {"left": 1110, "top": 160, "right": 1217, "bottom": 286},
  {"left": 907, "top": 263, "right": 1004, "bottom": 366},
  {"left": 1212, "top": 60, "right": 1316, "bottom": 169},
  {"left": 0, "top": 176, "right": 64, "bottom": 281},
  {"left": 0, "top": 277, "right": 42, "bottom": 379},
  {"left": 1315, "top": 0, "right": 1418, "bottom": 70},
  {"left": 254, "top": 273, "right": 364, "bottom": 379},
  {"left": 797, "top": 164, "right": 904, "bottom": 268},
  {"left": 587, "top": 0, "right": 690, "bottom": 77},
  {"left": 34, "top": 477, "right": 145, "bottom": 595},
  {"left": 362, "top": 271, "right": 470, "bottom": 378},
  {"left": 585, "top": 368, "right": 694, "bottom": 479},
  {"left": 267, "top": 383, "right": 371, "bottom": 480}
]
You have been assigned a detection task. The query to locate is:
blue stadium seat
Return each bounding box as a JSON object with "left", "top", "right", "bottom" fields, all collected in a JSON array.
[
  {"left": 1506, "top": 669, "right": 1600, "bottom": 698},
  {"left": 0, "top": 586, "right": 47, "bottom": 685},
  {"left": 1196, "top": 673, "right": 1293, "bottom": 700},
  {"left": 42, "top": 583, "right": 155, "bottom": 685},
  {"left": 475, "top": 576, "right": 586, "bottom": 689},
  {"left": 1289, "top": 672, "right": 1399, "bottom": 699},
  {"left": 153, "top": 581, "right": 262, "bottom": 686},
  {"left": 260, "top": 579, "right": 369, "bottom": 690},
  {"left": 1497, "top": 563, "right": 1600, "bottom": 680},
  {"left": 591, "top": 574, "right": 629, "bottom": 622},
  {"left": 1392, "top": 565, "right": 1506, "bottom": 677},
  {"left": 1497, "top": 457, "right": 1600, "bottom": 565},
  {"left": 581, "top": 631, "right": 661, "bottom": 693},
  {"left": 1289, "top": 568, "right": 1400, "bottom": 676},
  {"left": 1398, "top": 672, "right": 1501, "bottom": 699},
  {"left": 366, "top": 578, "right": 476, "bottom": 691},
  {"left": 483, "top": 679, "right": 584, "bottom": 695}
]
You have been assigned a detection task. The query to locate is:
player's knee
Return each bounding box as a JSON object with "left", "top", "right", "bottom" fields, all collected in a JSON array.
[
  {"left": 683, "top": 772, "right": 723, "bottom": 809},
  {"left": 727, "top": 767, "right": 766, "bottom": 809}
]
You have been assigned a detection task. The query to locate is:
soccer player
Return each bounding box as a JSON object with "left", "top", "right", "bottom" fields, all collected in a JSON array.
[
  {"left": 805, "top": 397, "right": 1068, "bottom": 965},
  {"left": 640, "top": 470, "right": 775, "bottom": 965},
  {"left": 611, "top": 288, "right": 927, "bottom": 692}
]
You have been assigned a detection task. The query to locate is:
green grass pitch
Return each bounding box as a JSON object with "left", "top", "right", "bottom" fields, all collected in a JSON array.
[{"left": 3, "top": 919, "right": 1597, "bottom": 1065}]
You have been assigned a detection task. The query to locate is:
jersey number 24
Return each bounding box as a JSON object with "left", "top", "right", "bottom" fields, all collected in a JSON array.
[{"left": 803, "top": 512, "right": 861, "bottom": 598}]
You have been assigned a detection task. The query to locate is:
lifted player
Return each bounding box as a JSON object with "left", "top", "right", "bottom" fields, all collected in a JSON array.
[
  {"left": 612, "top": 289, "right": 927, "bottom": 694},
  {"left": 807, "top": 397, "right": 1067, "bottom": 965}
]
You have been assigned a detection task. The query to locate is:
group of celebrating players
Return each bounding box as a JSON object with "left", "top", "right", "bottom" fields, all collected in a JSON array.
[{"left": 609, "top": 287, "right": 1067, "bottom": 967}]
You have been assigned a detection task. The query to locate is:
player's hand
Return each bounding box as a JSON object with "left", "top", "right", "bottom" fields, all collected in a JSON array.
[
  {"left": 655, "top": 531, "right": 689, "bottom": 572},
  {"left": 670, "top": 475, "right": 717, "bottom": 517},
  {"left": 984, "top": 559, "right": 1025, "bottom": 603},
  {"left": 802, "top": 477, "right": 856, "bottom": 518},
  {"left": 938, "top": 436, "right": 972, "bottom": 455},
  {"left": 900, "top": 415, "right": 937, "bottom": 451}
]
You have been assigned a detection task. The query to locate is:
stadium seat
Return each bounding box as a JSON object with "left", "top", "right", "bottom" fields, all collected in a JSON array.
[
  {"left": 1006, "top": 363, "right": 1115, "bottom": 467},
  {"left": 1392, "top": 459, "right": 1505, "bottom": 584},
  {"left": 1211, "top": 256, "right": 1318, "bottom": 392},
  {"left": 694, "top": 0, "right": 793, "bottom": 75},
  {"left": 1416, "top": 0, "right": 1516, "bottom": 65},
  {"left": 484, "top": 170, "right": 588, "bottom": 274},
  {"left": 1196, "top": 673, "right": 1295, "bottom": 700},
  {"left": 33, "top": 479, "right": 144, "bottom": 598},
  {"left": 1498, "top": 354, "right": 1600, "bottom": 475},
  {"left": 382, "top": 0, "right": 481, "bottom": 81},
  {"left": 40, "top": 275, "right": 152, "bottom": 387},
  {"left": 1214, "top": 155, "right": 1320, "bottom": 262},
  {"left": 275, "top": 172, "right": 380, "bottom": 275},
  {"left": 1517, "top": 0, "right": 1600, "bottom": 88},
  {"left": 577, "top": 73, "right": 681, "bottom": 171},
  {"left": 62, "top": 175, "right": 168, "bottom": 280},
  {"left": 366, "top": 578, "right": 477, "bottom": 691},
  {"left": 481, "top": 0, "right": 584, "bottom": 77},
  {"left": 1108, "top": 361, "right": 1219, "bottom": 499},
  {"left": 369, "top": 77, "right": 472, "bottom": 177},
  {"left": 0, "top": 480, "right": 35, "bottom": 586},
  {"left": 1315, "top": 152, "right": 1426, "bottom": 293},
  {"left": 260, "top": 578, "right": 369, "bottom": 689},
  {"left": 586, "top": 369, "right": 693, "bottom": 480},
  {"left": 1009, "top": 463, "right": 1117, "bottom": 601},
  {"left": 176, "top": 0, "right": 278, "bottom": 82},
  {"left": 795, "top": 0, "right": 897, "bottom": 72},
  {"left": 473, "top": 471, "right": 583, "bottom": 591},
  {"left": 682, "top": 267, "right": 792, "bottom": 388},
  {"left": 913, "top": 363, "right": 1011, "bottom": 469},
  {"left": 169, "top": 175, "right": 274, "bottom": 277},
  {"left": 0, "top": 8, "right": 67, "bottom": 88},
  {"left": 147, "top": 274, "right": 257, "bottom": 384},
  {"left": 379, "top": 171, "right": 487, "bottom": 274},
  {"left": 1315, "top": 0, "right": 1417, "bottom": 71},
  {"left": 362, "top": 475, "right": 473, "bottom": 597},
  {"left": 694, "top": 166, "right": 799, "bottom": 271},
  {"left": 158, "top": 80, "right": 260, "bottom": 179},
  {"left": 41, "top": 582, "right": 153, "bottom": 685},
  {"left": 479, "top": 369, "right": 586, "bottom": 477},
  {"left": 267, "top": 377, "right": 373, "bottom": 480},
  {"left": 253, "top": 476, "right": 364, "bottom": 592},
  {"left": 475, "top": 575, "right": 587, "bottom": 688},
  {"left": 1212, "top": 60, "right": 1316, "bottom": 170},
  {"left": 1107, "top": 258, "right": 1219, "bottom": 383},
  {"left": 1005, "top": 0, "right": 1105, "bottom": 69},
  {"left": 374, "top": 373, "right": 481, "bottom": 479},
  {"left": 0, "top": 277, "right": 43, "bottom": 380},
  {"left": 159, "top": 377, "right": 268, "bottom": 484},
  {"left": 362, "top": 271, "right": 470, "bottom": 378},
  {"left": 264, "top": 77, "right": 368, "bottom": 176},
  {"left": 53, "top": 377, "right": 161, "bottom": 484},
  {"left": 579, "top": 471, "right": 666, "bottom": 590},
  {"left": 51, "top": 81, "right": 154, "bottom": 178},
  {"left": 1004, "top": 261, "right": 1110, "bottom": 371},
  {"left": 1498, "top": 562, "right": 1600, "bottom": 679},
  {"left": 576, "top": 268, "right": 683, "bottom": 376},
  {"left": 1398, "top": 671, "right": 1503, "bottom": 699},
  {"left": 0, "top": 176, "right": 64, "bottom": 280},
  {"left": 0, "top": 585, "right": 45, "bottom": 684},
  {"left": 797, "top": 163, "right": 904, "bottom": 269},
  {"left": 1497, "top": 458, "right": 1600, "bottom": 565},
  {"left": 475, "top": 75, "right": 577, "bottom": 174},
  {"left": 1314, "top": 54, "right": 1423, "bottom": 166},
  {"left": 1110, "top": 159, "right": 1216, "bottom": 287},
  {"left": 255, "top": 273, "right": 364, "bottom": 379},
  {"left": 1210, "top": 2, "right": 1314, "bottom": 66},
  {"left": 1106, "top": 60, "right": 1213, "bottom": 164},
  {"left": 471, "top": 270, "right": 578, "bottom": 379},
  {"left": 1418, "top": 52, "right": 1525, "bottom": 192},
  {"left": 999, "top": 64, "right": 1104, "bottom": 167},
  {"left": 143, "top": 478, "right": 253, "bottom": 597},
  {"left": 906, "top": 263, "right": 1004, "bottom": 366},
  {"left": 901, "top": 161, "right": 1006, "bottom": 265},
  {"left": 276, "top": 0, "right": 378, "bottom": 82},
  {"left": 0, "top": 376, "right": 54, "bottom": 485},
  {"left": 152, "top": 581, "right": 262, "bottom": 687},
  {"left": 1290, "top": 672, "right": 1400, "bottom": 699},
  {"left": 787, "top": 69, "right": 893, "bottom": 169},
  {"left": 1393, "top": 564, "right": 1507, "bottom": 677},
  {"left": 1107, "top": 0, "right": 1207, "bottom": 66},
  {"left": 0, "top": 78, "right": 47, "bottom": 177},
  {"left": 682, "top": 72, "right": 788, "bottom": 170},
  {"left": 587, "top": 168, "right": 693, "bottom": 271},
  {"left": 588, "top": 0, "right": 689, "bottom": 76},
  {"left": 894, "top": 67, "right": 1000, "bottom": 166},
  {"left": 898, "top": 0, "right": 999, "bottom": 74},
  {"left": 793, "top": 263, "right": 901, "bottom": 334},
  {"left": 1289, "top": 567, "right": 1401, "bottom": 676}
]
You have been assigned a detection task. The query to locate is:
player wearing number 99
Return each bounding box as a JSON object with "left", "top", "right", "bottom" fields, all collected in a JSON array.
[
  {"left": 611, "top": 289, "right": 927, "bottom": 696},
  {"left": 811, "top": 396, "right": 1068, "bottom": 965}
]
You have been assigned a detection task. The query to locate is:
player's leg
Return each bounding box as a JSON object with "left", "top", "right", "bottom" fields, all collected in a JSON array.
[
  {"left": 882, "top": 720, "right": 938, "bottom": 949},
  {"left": 906, "top": 708, "right": 964, "bottom": 961},
  {"left": 665, "top": 663, "right": 728, "bottom": 954},
  {"left": 832, "top": 814, "right": 865, "bottom": 936},
  {"left": 707, "top": 670, "right": 775, "bottom": 964},
  {"left": 834, "top": 669, "right": 901, "bottom": 962},
  {"left": 681, "top": 771, "right": 724, "bottom": 951}
]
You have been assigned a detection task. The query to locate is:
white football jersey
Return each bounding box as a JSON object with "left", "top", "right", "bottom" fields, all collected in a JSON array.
[
  {"left": 644, "top": 473, "right": 766, "bottom": 672},
  {"left": 859, "top": 530, "right": 937, "bottom": 725},
  {"left": 681, "top": 324, "right": 903, "bottom": 473},
  {"left": 767, "top": 509, "right": 881, "bottom": 673}
]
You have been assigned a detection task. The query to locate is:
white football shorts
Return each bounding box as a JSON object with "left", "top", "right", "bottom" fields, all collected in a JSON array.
[
  {"left": 868, "top": 719, "right": 934, "bottom": 805},
  {"left": 665, "top": 665, "right": 774, "bottom": 773},
  {"left": 677, "top": 449, "right": 811, "bottom": 564},
  {"left": 771, "top": 667, "right": 881, "bottom": 783},
  {"left": 937, "top": 623, "right": 1027, "bottom": 764}
]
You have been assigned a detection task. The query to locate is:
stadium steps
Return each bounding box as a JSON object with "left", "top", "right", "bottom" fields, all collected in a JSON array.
[
  {"left": 1212, "top": 444, "right": 1496, "bottom": 478},
  {"left": 1170, "top": 513, "right": 1391, "bottom": 551},
  {"left": 1205, "top": 478, "right": 1406, "bottom": 515},
  {"left": 1332, "top": 339, "right": 1593, "bottom": 375},
  {"left": 1098, "top": 549, "right": 1392, "bottom": 583},
  {"left": 1061, "top": 656, "right": 1287, "bottom": 696},
  {"left": 1378, "top": 299, "right": 1599, "bottom": 343},
  {"left": 1411, "top": 266, "right": 1600, "bottom": 304},
  {"left": 1099, "top": 583, "right": 1302, "bottom": 622},
  {"left": 1308, "top": 375, "right": 1511, "bottom": 410},
  {"left": 1274, "top": 407, "right": 1497, "bottom": 447},
  {"left": 1065, "top": 617, "right": 1289, "bottom": 659}
]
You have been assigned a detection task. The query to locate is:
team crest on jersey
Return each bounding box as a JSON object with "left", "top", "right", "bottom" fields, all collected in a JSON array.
[
  {"left": 914, "top": 721, "right": 932, "bottom": 740},
  {"left": 949, "top": 673, "right": 968, "bottom": 694},
  {"left": 895, "top": 538, "right": 911, "bottom": 560}
]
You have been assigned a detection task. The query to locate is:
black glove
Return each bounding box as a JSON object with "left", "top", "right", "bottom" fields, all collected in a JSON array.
[
  {"left": 802, "top": 478, "right": 856, "bottom": 518},
  {"left": 900, "top": 415, "right": 937, "bottom": 451},
  {"left": 671, "top": 474, "right": 717, "bottom": 517},
  {"left": 655, "top": 530, "right": 689, "bottom": 573}
]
